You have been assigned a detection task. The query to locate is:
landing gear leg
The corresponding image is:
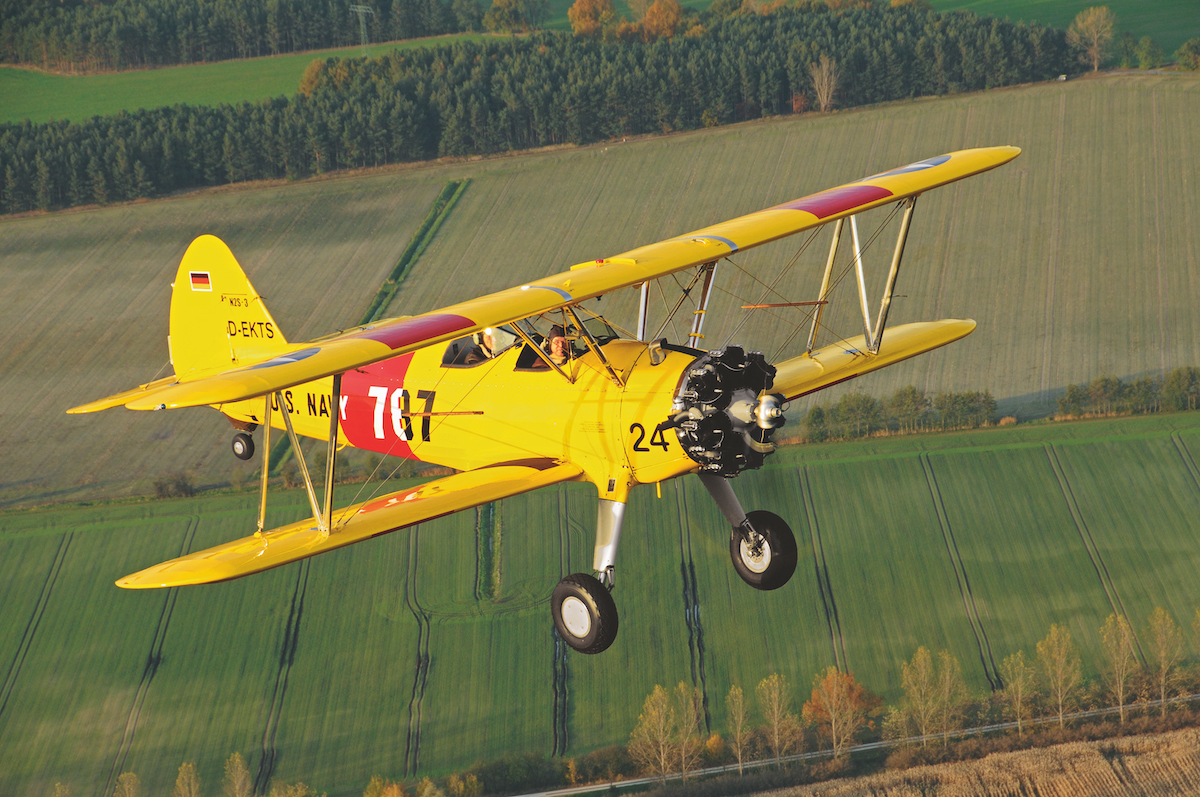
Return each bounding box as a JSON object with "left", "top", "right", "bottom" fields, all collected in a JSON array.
[
  {"left": 698, "top": 473, "right": 797, "bottom": 591},
  {"left": 551, "top": 499, "right": 623, "bottom": 654}
]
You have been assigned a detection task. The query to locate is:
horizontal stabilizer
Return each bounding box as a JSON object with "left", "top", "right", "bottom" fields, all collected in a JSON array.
[
  {"left": 771, "top": 319, "right": 976, "bottom": 401},
  {"left": 117, "top": 460, "right": 581, "bottom": 589}
]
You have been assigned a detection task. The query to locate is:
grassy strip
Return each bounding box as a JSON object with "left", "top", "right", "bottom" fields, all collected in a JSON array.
[{"left": 360, "top": 178, "right": 471, "bottom": 325}]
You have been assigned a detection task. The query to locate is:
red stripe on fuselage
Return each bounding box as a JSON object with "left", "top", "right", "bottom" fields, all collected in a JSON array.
[{"left": 341, "top": 353, "right": 420, "bottom": 460}]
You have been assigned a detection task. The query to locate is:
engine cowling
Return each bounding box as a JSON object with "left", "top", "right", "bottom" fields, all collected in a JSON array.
[{"left": 667, "top": 346, "right": 786, "bottom": 478}]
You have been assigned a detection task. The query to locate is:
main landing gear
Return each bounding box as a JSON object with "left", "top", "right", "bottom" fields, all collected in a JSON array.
[{"left": 551, "top": 477, "right": 796, "bottom": 655}]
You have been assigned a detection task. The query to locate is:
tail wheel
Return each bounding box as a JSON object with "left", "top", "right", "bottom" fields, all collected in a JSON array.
[
  {"left": 231, "top": 432, "right": 255, "bottom": 461},
  {"left": 729, "top": 510, "right": 797, "bottom": 591},
  {"left": 552, "top": 573, "right": 619, "bottom": 654}
]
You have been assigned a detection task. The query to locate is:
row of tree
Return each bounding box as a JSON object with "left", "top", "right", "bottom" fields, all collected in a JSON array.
[
  {"left": 1063, "top": 5, "right": 1200, "bottom": 71},
  {"left": 625, "top": 606, "right": 1200, "bottom": 786},
  {"left": 801, "top": 386, "right": 999, "bottom": 442},
  {"left": 0, "top": 4, "right": 1077, "bottom": 215},
  {"left": 1057, "top": 367, "right": 1200, "bottom": 417},
  {"left": 0, "top": 0, "right": 481, "bottom": 73}
]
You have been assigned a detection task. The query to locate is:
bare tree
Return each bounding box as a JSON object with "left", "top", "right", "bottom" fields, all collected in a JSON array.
[
  {"left": 756, "top": 673, "right": 801, "bottom": 764},
  {"left": 1067, "top": 6, "right": 1116, "bottom": 71},
  {"left": 629, "top": 684, "right": 676, "bottom": 781},
  {"left": 1147, "top": 607, "right": 1183, "bottom": 714},
  {"left": 901, "top": 647, "right": 938, "bottom": 745},
  {"left": 809, "top": 54, "right": 840, "bottom": 113},
  {"left": 223, "top": 753, "right": 252, "bottom": 797},
  {"left": 674, "top": 682, "right": 704, "bottom": 782},
  {"left": 114, "top": 773, "right": 141, "bottom": 797},
  {"left": 935, "top": 650, "right": 968, "bottom": 745},
  {"left": 1100, "top": 613, "right": 1140, "bottom": 723},
  {"left": 173, "top": 763, "right": 201, "bottom": 797},
  {"left": 999, "top": 650, "right": 1038, "bottom": 736},
  {"left": 726, "top": 684, "right": 750, "bottom": 775},
  {"left": 802, "top": 666, "right": 880, "bottom": 759}
]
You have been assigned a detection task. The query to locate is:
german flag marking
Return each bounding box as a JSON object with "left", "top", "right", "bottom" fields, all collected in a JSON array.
[{"left": 190, "top": 271, "right": 212, "bottom": 291}]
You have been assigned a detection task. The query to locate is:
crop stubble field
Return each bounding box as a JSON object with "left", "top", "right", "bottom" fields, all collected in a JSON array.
[{"left": 3, "top": 75, "right": 1200, "bottom": 794}]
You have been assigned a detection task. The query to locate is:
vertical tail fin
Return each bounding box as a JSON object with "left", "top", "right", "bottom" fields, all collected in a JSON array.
[{"left": 169, "top": 236, "right": 289, "bottom": 380}]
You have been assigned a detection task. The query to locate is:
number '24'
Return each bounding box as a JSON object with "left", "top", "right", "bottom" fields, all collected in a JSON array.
[{"left": 629, "top": 422, "right": 669, "bottom": 452}]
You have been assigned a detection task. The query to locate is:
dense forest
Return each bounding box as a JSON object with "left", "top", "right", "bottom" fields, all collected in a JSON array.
[
  {"left": 0, "top": 0, "right": 477, "bottom": 71},
  {"left": 0, "top": 4, "right": 1076, "bottom": 214}
]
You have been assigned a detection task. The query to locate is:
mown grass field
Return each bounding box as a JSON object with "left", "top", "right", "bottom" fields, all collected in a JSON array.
[
  {"left": 930, "top": 0, "right": 1200, "bottom": 56},
  {"left": 0, "top": 33, "right": 490, "bottom": 125},
  {"left": 3, "top": 75, "right": 1200, "bottom": 509},
  {"left": 4, "top": 413, "right": 1200, "bottom": 797}
]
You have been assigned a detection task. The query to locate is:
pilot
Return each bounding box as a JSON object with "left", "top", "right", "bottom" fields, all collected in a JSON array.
[
  {"left": 532, "top": 325, "right": 568, "bottom": 369},
  {"left": 463, "top": 328, "right": 497, "bottom": 365}
]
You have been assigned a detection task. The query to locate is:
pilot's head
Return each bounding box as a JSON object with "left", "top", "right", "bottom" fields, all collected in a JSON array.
[{"left": 547, "top": 325, "right": 567, "bottom": 363}]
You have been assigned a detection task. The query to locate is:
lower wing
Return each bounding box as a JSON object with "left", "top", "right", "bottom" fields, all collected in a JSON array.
[
  {"left": 770, "top": 319, "right": 976, "bottom": 400},
  {"left": 118, "top": 460, "right": 581, "bottom": 588}
]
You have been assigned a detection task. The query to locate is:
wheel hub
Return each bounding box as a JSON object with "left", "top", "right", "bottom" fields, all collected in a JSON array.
[
  {"left": 560, "top": 596, "right": 592, "bottom": 638},
  {"left": 739, "top": 534, "right": 772, "bottom": 573}
]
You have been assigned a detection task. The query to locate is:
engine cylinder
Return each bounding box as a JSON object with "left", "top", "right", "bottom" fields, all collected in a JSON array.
[{"left": 669, "top": 346, "right": 786, "bottom": 478}]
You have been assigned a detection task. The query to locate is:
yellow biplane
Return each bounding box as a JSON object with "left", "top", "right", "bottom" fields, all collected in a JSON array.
[{"left": 70, "top": 146, "right": 1019, "bottom": 654}]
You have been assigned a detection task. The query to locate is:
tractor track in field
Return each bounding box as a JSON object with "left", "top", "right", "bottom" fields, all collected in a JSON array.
[
  {"left": 1039, "top": 93, "right": 1067, "bottom": 398},
  {"left": 105, "top": 517, "right": 198, "bottom": 797},
  {"left": 0, "top": 529, "right": 74, "bottom": 722},
  {"left": 254, "top": 556, "right": 311, "bottom": 795},
  {"left": 675, "top": 482, "right": 711, "bottom": 733},
  {"left": 798, "top": 467, "right": 847, "bottom": 671},
  {"left": 921, "top": 456, "right": 1001, "bottom": 691},
  {"left": 550, "top": 488, "right": 571, "bottom": 756},
  {"left": 1045, "top": 445, "right": 1146, "bottom": 663},
  {"left": 403, "top": 528, "right": 432, "bottom": 777},
  {"left": 1171, "top": 433, "right": 1200, "bottom": 494}
]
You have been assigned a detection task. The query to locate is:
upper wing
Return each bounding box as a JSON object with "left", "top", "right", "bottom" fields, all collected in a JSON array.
[
  {"left": 117, "top": 460, "right": 581, "bottom": 588},
  {"left": 71, "top": 146, "right": 1019, "bottom": 413}
]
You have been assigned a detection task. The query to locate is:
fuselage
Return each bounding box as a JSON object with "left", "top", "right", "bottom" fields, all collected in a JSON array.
[{"left": 220, "top": 336, "right": 703, "bottom": 500}]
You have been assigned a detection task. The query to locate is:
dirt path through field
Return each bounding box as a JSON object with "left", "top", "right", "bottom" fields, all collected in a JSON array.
[{"left": 762, "top": 727, "right": 1200, "bottom": 796}]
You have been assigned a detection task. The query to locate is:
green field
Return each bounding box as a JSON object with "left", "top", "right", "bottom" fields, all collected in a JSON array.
[
  {"left": 930, "top": 0, "right": 1200, "bottom": 57},
  {"left": 0, "top": 33, "right": 490, "bottom": 125},
  {"left": 3, "top": 74, "right": 1200, "bottom": 510},
  {"left": 4, "top": 414, "right": 1200, "bottom": 796},
  {"left": 3, "top": 73, "right": 1200, "bottom": 794}
]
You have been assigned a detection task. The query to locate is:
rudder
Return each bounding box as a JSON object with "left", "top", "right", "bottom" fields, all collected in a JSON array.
[{"left": 169, "top": 235, "right": 289, "bottom": 380}]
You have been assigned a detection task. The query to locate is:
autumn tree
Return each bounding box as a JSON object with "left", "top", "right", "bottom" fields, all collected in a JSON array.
[
  {"left": 999, "top": 650, "right": 1037, "bottom": 736},
  {"left": 756, "top": 673, "right": 802, "bottom": 764},
  {"left": 802, "top": 667, "right": 880, "bottom": 758},
  {"left": 900, "top": 647, "right": 938, "bottom": 745},
  {"left": 809, "top": 54, "right": 839, "bottom": 112},
  {"left": 1147, "top": 607, "right": 1183, "bottom": 714},
  {"left": 1067, "top": 6, "right": 1115, "bottom": 71},
  {"left": 223, "top": 753, "right": 252, "bottom": 797},
  {"left": 642, "top": 0, "right": 683, "bottom": 40},
  {"left": 568, "top": 0, "right": 616, "bottom": 38},
  {"left": 1176, "top": 38, "right": 1200, "bottom": 71},
  {"left": 1037, "top": 624, "right": 1082, "bottom": 727},
  {"left": 726, "top": 684, "right": 750, "bottom": 775},
  {"left": 934, "top": 650, "right": 968, "bottom": 744},
  {"left": 173, "top": 763, "right": 201, "bottom": 797},
  {"left": 629, "top": 684, "right": 676, "bottom": 781},
  {"left": 114, "top": 773, "right": 141, "bottom": 797},
  {"left": 674, "top": 682, "right": 704, "bottom": 782},
  {"left": 1100, "top": 613, "right": 1140, "bottom": 723}
]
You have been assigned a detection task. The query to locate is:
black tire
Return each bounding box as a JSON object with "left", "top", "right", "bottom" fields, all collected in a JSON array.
[
  {"left": 729, "top": 510, "right": 797, "bottom": 591},
  {"left": 231, "top": 432, "right": 255, "bottom": 461},
  {"left": 551, "top": 573, "right": 619, "bottom": 654}
]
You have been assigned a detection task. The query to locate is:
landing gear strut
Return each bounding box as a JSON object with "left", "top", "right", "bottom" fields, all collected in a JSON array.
[
  {"left": 699, "top": 473, "right": 796, "bottom": 590},
  {"left": 553, "top": 498, "right": 625, "bottom": 654},
  {"left": 232, "top": 432, "right": 255, "bottom": 460}
]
